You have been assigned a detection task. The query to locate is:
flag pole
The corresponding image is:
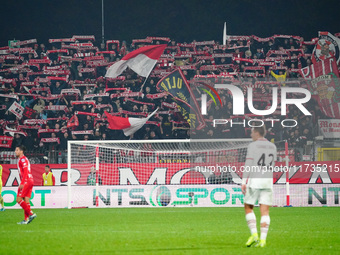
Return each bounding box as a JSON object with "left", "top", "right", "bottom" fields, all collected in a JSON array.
[
  {"left": 139, "top": 63, "right": 157, "bottom": 93},
  {"left": 101, "top": 0, "right": 105, "bottom": 45},
  {"left": 223, "top": 22, "right": 227, "bottom": 46}
]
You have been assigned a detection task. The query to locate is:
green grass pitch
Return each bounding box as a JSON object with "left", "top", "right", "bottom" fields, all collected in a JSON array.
[{"left": 0, "top": 207, "right": 339, "bottom": 255}]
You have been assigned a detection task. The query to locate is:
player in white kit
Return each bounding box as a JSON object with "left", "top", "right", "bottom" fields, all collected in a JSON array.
[{"left": 241, "top": 126, "right": 277, "bottom": 248}]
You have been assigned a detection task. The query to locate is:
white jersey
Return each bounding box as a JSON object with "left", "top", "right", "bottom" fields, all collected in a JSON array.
[{"left": 242, "top": 138, "right": 277, "bottom": 189}]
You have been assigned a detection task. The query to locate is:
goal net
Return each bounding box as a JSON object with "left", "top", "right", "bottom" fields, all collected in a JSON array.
[{"left": 67, "top": 139, "right": 287, "bottom": 208}]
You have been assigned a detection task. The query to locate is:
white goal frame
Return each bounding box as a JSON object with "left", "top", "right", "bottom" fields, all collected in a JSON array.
[{"left": 67, "top": 138, "right": 254, "bottom": 209}]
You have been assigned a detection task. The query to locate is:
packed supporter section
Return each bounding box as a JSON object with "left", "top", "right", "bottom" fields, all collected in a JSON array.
[{"left": 0, "top": 34, "right": 339, "bottom": 163}]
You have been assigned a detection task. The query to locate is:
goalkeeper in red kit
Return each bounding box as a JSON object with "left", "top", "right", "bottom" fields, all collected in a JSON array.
[{"left": 15, "top": 145, "right": 37, "bottom": 224}]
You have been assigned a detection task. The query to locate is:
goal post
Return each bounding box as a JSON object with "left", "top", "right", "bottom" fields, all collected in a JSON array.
[{"left": 66, "top": 139, "right": 290, "bottom": 208}]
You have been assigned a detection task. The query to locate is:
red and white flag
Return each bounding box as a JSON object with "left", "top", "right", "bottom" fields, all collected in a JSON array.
[
  {"left": 300, "top": 57, "right": 340, "bottom": 119},
  {"left": 105, "top": 44, "right": 167, "bottom": 78},
  {"left": 312, "top": 31, "right": 340, "bottom": 65},
  {"left": 0, "top": 136, "right": 13, "bottom": 148},
  {"left": 105, "top": 108, "right": 158, "bottom": 136}
]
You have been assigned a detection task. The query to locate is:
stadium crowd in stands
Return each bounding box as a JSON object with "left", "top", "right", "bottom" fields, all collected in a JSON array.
[{"left": 0, "top": 34, "right": 332, "bottom": 162}]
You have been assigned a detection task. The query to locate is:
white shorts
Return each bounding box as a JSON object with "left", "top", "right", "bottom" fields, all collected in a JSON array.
[{"left": 244, "top": 187, "right": 272, "bottom": 206}]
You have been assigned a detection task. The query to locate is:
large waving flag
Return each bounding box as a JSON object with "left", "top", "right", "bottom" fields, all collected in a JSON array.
[
  {"left": 105, "top": 108, "right": 158, "bottom": 136},
  {"left": 156, "top": 69, "right": 206, "bottom": 130},
  {"left": 300, "top": 57, "right": 340, "bottom": 119},
  {"left": 105, "top": 44, "right": 167, "bottom": 78}
]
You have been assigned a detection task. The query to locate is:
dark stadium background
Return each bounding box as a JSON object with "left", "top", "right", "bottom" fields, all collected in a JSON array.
[{"left": 0, "top": 0, "right": 339, "bottom": 46}]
